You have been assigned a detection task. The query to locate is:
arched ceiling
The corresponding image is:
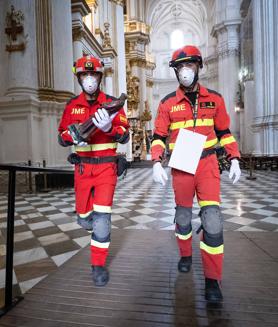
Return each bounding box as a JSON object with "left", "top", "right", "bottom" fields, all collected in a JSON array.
[{"left": 146, "top": 0, "right": 208, "bottom": 48}]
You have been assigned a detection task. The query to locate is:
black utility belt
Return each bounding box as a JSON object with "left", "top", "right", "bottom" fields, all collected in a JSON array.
[
  {"left": 67, "top": 153, "right": 117, "bottom": 165},
  {"left": 67, "top": 153, "right": 128, "bottom": 177},
  {"left": 200, "top": 148, "right": 215, "bottom": 159},
  {"left": 79, "top": 156, "right": 118, "bottom": 164}
]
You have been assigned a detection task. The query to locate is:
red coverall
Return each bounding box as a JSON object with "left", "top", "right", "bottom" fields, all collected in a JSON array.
[
  {"left": 151, "top": 84, "right": 240, "bottom": 280},
  {"left": 58, "top": 91, "right": 129, "bottom": 266}
]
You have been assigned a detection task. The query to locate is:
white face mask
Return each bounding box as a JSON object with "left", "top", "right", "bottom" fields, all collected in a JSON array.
[
  {"left": 178, "top": 67, "right": 195, "bottom": 87},
  {"left": 82, "top": 76, "right": 99, "bottom": 94}
]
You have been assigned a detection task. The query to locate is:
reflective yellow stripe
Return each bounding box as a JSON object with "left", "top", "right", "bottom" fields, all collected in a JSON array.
[
  {"left": 75, "top": 143, "right": 117, "bottom": 152},
  {"left": 170, "top": 119, "right": 214, "bottom": 130},
  {"left": 151, "top": 140, "right": 166, "bottom": 149},
  {"left": 169, "top": 138, "right": 218, "bottom": 150},
  {"left": 91, "top": 239, "right": 110, "bottom": 248},
  {"left": 204, "top": 138, "right": 218, "bottom": 148},
  {"left": 220, "top": 136, "right": 236, "bottom": 146},
  {"left": 79, "top": 210, "right": 93, "bottom": 218},
  {"left": 199, "top": 201, "right": 220, "bottom": 207},
  {"left": 200, "top": 241, "right": 224, "bottom": 255},
  {"left": 93, "top": 204, "right": 112, "bottom": 213},
  {"left": 175, "top": 231, "right": 192, "bottom": 241},
  {"left": 119, "top": 126, "right": 126, "bottom": 132},
  {"left": 175, "top": 57, "right": 192, "bottom": 63}
]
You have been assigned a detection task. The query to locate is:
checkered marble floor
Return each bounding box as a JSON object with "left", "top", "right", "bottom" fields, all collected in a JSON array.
[{"left": 0, "top": 168, "right": 277, "bottom": 299}]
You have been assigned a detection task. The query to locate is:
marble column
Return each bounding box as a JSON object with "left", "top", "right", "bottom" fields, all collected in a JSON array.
[
  {"left": 115, "top": 1, "right": 127, "bottom": 96},
  {"left": 72, "top": 29, "right": 84, "bottom": 94},
  {"left": 71, "top": 0, "right": 90, "bottom": 95},
  {"left": 212, "top": 21, "right": 241, "bottom": 139},
  {"left": 2, "top": 0, "right": 38, "bottom": 97},
  {"left": 252, "top": 0, "right": 278, "bottom": 156},
  {"left": 104, "top": 68, "right": 113, "bottom": 95}
]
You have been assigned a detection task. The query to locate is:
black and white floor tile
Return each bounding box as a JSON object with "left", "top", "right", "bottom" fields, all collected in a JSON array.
[{"left": 0, "top": 168, "right": 277, "bottom": 297}]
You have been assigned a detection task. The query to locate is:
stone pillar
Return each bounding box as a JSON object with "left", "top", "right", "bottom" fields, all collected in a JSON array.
[
  {"left": 112, "top": 0, "right": 132, "bottom": 160},
  {"left": 2, "top": 0, "right": 38, "bottom": 97},
  {"left": 52, "top": 0, "right": 74, "bottom": 97},
  {"left": 104, "top": 67, "right": 113, "bottom": 95},
  {"left": 71, "top": 0, "right": 90, "bottom": 94},
  {"left": 72, "top": 29, "right": 84, "bottom": 94},
  {"left": 115, "top": 1, "right": 127, "bottom": 95},
  {"left": 212, "top": 21, "right": 241, "bottom": 139},
  {"left": 252, "top": 0, "right": 278, "bottom": 156}
]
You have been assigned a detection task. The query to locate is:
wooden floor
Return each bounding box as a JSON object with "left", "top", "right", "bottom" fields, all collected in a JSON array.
[{"left": 1, "top": 230, "right": 278, "bottom": 327}]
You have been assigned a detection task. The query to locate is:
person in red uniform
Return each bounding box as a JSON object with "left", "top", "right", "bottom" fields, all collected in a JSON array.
[
  {"left": 58, "top": 55, "right": 129, "bottom": 286},
  {"left": 151, "top": 45, "right": 241, "bottom": 302}
]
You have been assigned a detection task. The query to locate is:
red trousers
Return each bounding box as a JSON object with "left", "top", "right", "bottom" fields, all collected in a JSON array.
[
  {"left": 74, "top": 162, "right": 117, "bottom": 266},
  {"left": 172, "top": 154, "right": 223, "bottom": 280}
]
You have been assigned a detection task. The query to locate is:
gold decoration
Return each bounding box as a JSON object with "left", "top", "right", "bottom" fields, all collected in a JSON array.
[
  {"left": 103, "top": 22, "right": 112, "bottom": 48},
  {"left": 38, "top": 89, "right": 75, "bottom": 103},
  {"left": 104, "top": 67, "right": 114, "bottom": 77},
  {"left": 130, "top": 58, "right": 146, "bottom": 68},
  {"left": 126, "top": 71, "right": 140, "bottom": 112},
  {"left": 86, "top": 0, "right": 98, "bottom": 9},
  {"left": 5, "top": 5, "right": 26, "bottom": 52},
  {"left": 124, "top": 21, "right": 151, "bottom": 35},
  {"left": 141, "top": 101, "right": 152, "bottom": 122},
  {"left": 146, "top": 80, "right": 154, "bottom": 88}
]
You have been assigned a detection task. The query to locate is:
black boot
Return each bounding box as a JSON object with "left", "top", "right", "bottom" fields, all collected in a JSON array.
[
  {"left": 92, "top": 266, "right": 109, "bottom": 286},
  {"left": 178, "top": 256, "right": 192, "bottom": 273},
  {"left": 205, "top": 278, "right": 223, "bottom": 302}
]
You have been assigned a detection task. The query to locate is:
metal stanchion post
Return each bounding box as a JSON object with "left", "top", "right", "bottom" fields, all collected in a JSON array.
[
  {"left": 246, "top": 156, "right": 256, "bottom": 180},
  {"left": 28, "top": 160, "right": 33, "bottom": 193},
  {"left": 0, "top": 168, "right": 23, "bottom": 317},
  {"left": 42, "top": 160, "right": 51, "bottom": 192}
]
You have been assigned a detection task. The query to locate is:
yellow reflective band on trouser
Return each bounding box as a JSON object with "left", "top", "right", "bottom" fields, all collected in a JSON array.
[
  {"left": 151, "top": 140, "right": 166, "bottom": 149},
  {"left": 175, "top": 231, "right": 192, "bottom": 241},
  {"left": 170, "top": 119, "right": 214, "bottom": 130},
  {"left": 199, "top": 201, "right": 220, "bottom": 207},
  {"left": 74, "top": 143, "right": 117, "bottom": 152},
  {"left": 220, "top": 135, "right": 236, "bottom": 146},
  {"left": 169, "top": 138, "right": 218, "bottom": 150},
  {"left": 93, "top": 204, "right": 112, "bottom": 213},
  {"left": 91, "top": 239, "right": 110, "bottom": 248},
  {"left": 79, "top": 210, "right": 93, "bottom": 218},
  {"left": 200, "top": 241, "right": 224, "bottom": 255}
]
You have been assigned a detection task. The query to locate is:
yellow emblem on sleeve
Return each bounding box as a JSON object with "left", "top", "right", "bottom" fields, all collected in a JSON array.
[{"left": 119, "top": 115, "right": 127, "bottom": 123}]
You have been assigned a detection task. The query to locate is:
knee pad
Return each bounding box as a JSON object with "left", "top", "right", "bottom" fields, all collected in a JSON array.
[
  {"left": 92, "top": 212, "right": 111, "bottom": 242},
  {"left": 175, "top": 206, "right": 192, "bottom": 235},
  {"left": 77, "top": 212, "right": 93, "bottom": 230},
  {"left": 175, "top": 206, "right": 192, "bottom": 226},
  {"left": 200, "top": 206, "right": 223, "bottom": 235}
]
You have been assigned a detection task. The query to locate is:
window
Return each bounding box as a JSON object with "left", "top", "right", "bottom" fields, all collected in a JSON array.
[{"left": 170, "top": 29, "right": 184, "bottom": 49}]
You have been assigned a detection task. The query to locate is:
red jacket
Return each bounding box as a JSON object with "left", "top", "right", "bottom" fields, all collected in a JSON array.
[
  {"left": 58, "top": 91, "right": 129, "bottom": 157},
  {"left": 151, "top": 84, "right": 240, "bottom": 161}
]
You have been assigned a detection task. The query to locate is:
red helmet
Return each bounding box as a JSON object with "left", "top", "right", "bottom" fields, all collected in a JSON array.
[
  {"left": 72, "top": 55, "right": 104, "bottom": 75},
  {"left": 169, "top": 45, "right": 203, "bottom": 68}
]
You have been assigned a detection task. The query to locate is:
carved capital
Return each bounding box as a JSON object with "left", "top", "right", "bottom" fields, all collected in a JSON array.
[
  {"left": 146, "top": 80, "right": 154, "bottom": 88},
  {"left": 104, "top": 67, "right": 114, "bottom": 77},
  {"left": 72, "top": 27, "right": 85, "bottom": 41},
  {"left": 130, "top": 58, "right": 146, "bottom": 68},
  {"left": 218, "top": 48, "right": 240, "bottom": 59},
  {"left": 103, "top": 22, "right": 112, "bottom": 48},
  {"left": 109, "top": 0, "right": 124, "bottom": 5},
  {"left": 5, "top": 5, "right": 26, "bottom": 52}
]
